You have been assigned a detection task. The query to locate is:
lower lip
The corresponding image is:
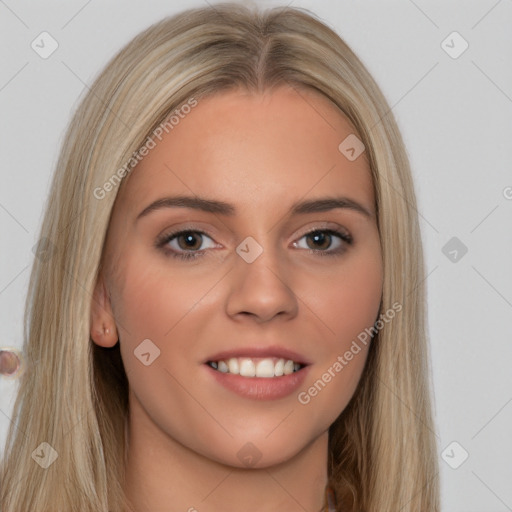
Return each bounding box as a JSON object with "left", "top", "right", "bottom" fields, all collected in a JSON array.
[{"left": 204, "top": 364, "right": 310, "bottom": 401}]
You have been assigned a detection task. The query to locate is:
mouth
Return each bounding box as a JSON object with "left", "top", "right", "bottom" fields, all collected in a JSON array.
[
  {"left": 206, "top": 357, "right": 306, "bottom": 378},
  {"left": 204, "top": 348, "right": 311, "bottom": 400}
]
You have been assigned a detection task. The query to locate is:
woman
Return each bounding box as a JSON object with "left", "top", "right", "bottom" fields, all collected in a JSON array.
[{"left": 0, "top": 3, "right": 439, "bottom": 511}]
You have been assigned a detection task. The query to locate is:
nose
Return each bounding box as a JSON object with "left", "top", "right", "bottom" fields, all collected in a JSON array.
[{"left": 225, "top": 245, "right": 299, "bottom": 323}]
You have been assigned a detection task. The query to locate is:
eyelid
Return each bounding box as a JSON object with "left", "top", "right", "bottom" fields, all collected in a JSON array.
[
  {"left": 156, "top": 228, "right": 219, "bottom": 252},
  {"left": 296, "top": 223, "right": 352, "bottom": 241}
]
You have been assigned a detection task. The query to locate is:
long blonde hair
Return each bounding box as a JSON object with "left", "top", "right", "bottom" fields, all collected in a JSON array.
[{"left": 0, "top": 3, "right": 439, "bottom": 511}]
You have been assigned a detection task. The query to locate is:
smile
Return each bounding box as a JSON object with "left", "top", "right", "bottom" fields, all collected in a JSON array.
[{"left": 207, "top": 357, "right": 305, "bottom": 378}]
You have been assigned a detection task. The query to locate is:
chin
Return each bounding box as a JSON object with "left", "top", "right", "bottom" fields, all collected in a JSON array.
[{"left": 199, "top": 432, "right": 322, "bottom": 470}]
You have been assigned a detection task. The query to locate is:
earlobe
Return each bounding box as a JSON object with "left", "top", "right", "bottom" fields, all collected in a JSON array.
[{"left": 90, "top": 273, "right": 119, "bottom": 347}]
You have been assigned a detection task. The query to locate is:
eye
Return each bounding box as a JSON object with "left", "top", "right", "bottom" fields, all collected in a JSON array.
[
  {"left": 157, "top": 230, "right": 217, "bottom": 260},
  {"left": 293, "top": 229, "right": 352, "bottom": 256},
  {"left": 156, "top": 227, "right": 353, "bottom": 261}
]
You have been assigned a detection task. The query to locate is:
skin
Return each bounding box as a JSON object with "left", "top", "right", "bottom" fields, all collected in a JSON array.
[
  {"left": 0, "top": 350, "right": 20, "bottom": 376},
  {"left": 90, "top": 85, "right": 383, "bottom": 512}
]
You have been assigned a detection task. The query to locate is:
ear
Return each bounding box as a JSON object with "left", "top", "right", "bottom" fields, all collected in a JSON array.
[{"left": 90, "top": 272, "right": 119, "bottom": 348}]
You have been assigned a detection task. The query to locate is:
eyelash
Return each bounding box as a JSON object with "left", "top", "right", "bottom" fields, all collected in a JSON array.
[{"left": 156, "top": 228, "right": 353, "bottom": 261}]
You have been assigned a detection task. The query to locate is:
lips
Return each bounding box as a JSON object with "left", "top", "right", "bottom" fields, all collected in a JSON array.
[{"left": 204, "top": 359, "right": 311, "bottom": 400}]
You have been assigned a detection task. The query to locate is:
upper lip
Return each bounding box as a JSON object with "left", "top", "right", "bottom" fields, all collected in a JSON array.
[{"left": 204, "top": 346, "right": 311, "bottom": 365}]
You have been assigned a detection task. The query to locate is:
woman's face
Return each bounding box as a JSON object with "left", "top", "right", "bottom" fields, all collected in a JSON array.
[{"left": 92, "top": 85, "right": 382, "bottom": 468}]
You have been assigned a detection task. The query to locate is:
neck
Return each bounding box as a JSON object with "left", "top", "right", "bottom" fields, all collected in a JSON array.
[{"left": 123, "top": 394, "right": 329, "bottom": 512}]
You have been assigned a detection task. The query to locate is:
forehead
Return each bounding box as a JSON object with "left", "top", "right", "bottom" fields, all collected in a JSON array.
[{"left": 117, "top": 85, "right": 373, "bottom": 214}]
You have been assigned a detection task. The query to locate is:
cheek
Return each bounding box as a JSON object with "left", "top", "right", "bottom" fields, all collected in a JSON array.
[
  {"left": 110, "top": 253, "right": 228, "bottom": 411},
  {"left": 301, "top": 241, "right": 383, "bottom": 351},
  {"left": 111, "top": 254, "right": 222, "bottom": 342},
  {"left": 110, "top": 256, "right": 217, "bottom": 423},
  {"left": 290, "top": 241, "right": 382, "bottom": 416}
]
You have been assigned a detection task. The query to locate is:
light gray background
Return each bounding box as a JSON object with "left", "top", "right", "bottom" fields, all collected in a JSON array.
[{"left": 1, "top": 0, "right": 511, "bottom": 510}]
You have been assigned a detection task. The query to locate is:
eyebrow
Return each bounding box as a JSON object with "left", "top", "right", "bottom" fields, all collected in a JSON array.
[{"left": 136, "top": 195, "right": 373, "bottom": 221}]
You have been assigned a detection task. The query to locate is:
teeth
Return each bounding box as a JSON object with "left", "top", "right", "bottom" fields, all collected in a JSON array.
[
  {"left": 208, "top": 357, "right": 303, "bottom": 378},
  {"left": 255, "top": 359, "right": 274, "bottom": 378},
  {"left": 228, "top": 358, "right": 239, "bottom": 374},
  {"left": 239, "top": 358, "right": 256, "bottom": 377},
  {"left": 274, "top": 359, "right": 284, "bottom": 376},
  {"left": 283, "top": 360, "right": 294, "bottom": 375},
  {"left": 217, "top": 360, "right": 229, "bottom": 373}
]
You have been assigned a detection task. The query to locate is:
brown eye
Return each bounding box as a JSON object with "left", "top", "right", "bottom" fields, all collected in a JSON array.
[
  {"left": 156, "top": 229, "right": 217, "bottom": 261},
  {"left": 176, "top": 232, "right": 203, "bottom": 251},
  {"left": 305, "top": 231, "right": 332, "bottom": 250},
  {"left": 294, "top": 228, "right": 352, "bottom": 257}
]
